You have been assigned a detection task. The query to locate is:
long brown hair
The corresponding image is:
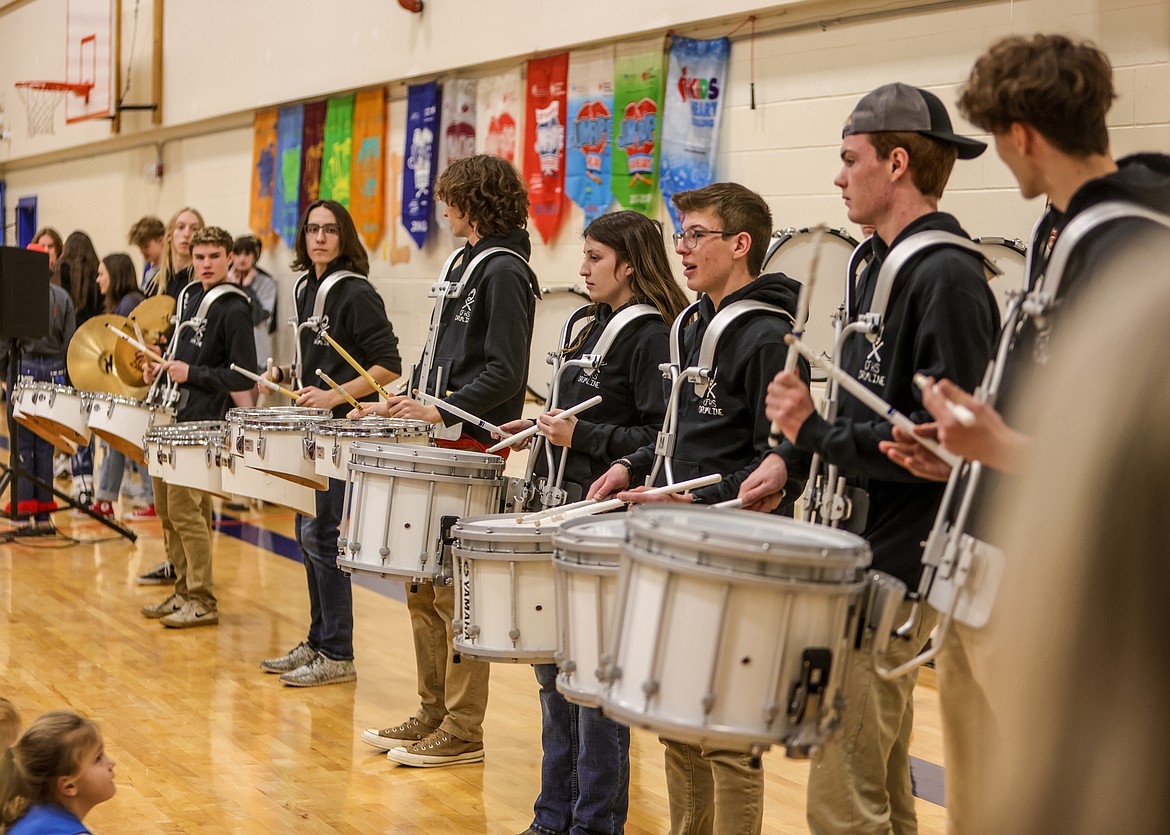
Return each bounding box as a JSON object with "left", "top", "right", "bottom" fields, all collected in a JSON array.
[
  {"left": 0, "top": 711, "right": 102, "bottom": 827},
  {"left": 100, "top": 253, "right": 140, "bottom": 313},
  {"left": 57, "top": 231, "right": 101, "bottom": 314},
  {"left": 290, "top": 200, "right": 369, "bottom": 276}
]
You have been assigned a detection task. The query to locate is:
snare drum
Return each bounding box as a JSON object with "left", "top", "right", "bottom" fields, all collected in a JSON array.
[
  {"left": 452, "top": 515, "right": 558, "bottom": 663},
  {"left": 11, "top": 381, "right": 78, "bottom": 454},
  {"left": 226, "top": 407, "right": 328, "bottom": 459},
  {"left": 312, "top": 417, "right": 434, "bottom": 481},
  {"left": 29, "top": 384, "right": 90, "bottom": 446},
  {"left": 237, "top": 409, "right": 334, "bottom": 489},
  {"left": 218, "top": 448, "right": 317, "bottom": 517},
  {"left": 86, "top": 392, "right": 175, "bottom": 465},
  {"left": 553, "top": 516, "right": 625, "bottom": 706},
  {"left": 602, "top": 506, "right": 872, "bottom": 755},
  {"left": 143, "top": 422, "right": 227, "bottom": 495},
  {"left": 337, "top": 442, "right": 504, "bottom": 581}
]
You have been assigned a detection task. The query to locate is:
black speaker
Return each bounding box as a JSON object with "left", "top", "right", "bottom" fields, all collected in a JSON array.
[{"left": 0, "top": 246, "right": 51, "bottom": 340}]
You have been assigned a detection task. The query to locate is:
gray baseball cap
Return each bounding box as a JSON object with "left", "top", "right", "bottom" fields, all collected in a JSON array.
[{"left": 843, "top": 83, "right": 987, "bottom": 160}]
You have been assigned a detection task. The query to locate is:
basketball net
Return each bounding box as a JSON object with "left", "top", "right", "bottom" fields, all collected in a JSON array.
[{"left": 15, "top": 81, "right": 92, "bottom": 138}]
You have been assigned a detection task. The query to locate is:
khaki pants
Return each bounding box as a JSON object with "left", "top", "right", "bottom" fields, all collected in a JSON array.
[
  {"left": 406, "top": 580, "right": 490, "bottom": 742},
  {"left": 936, "top": 622, "right": 999, "bottom": 835},
  {"left": 663, "top": 739, "right": 764, "bottom": 835},
  {"left": 153, "top": 477, "right": 216, "bottom": 607},
  {"left": 807, "top": 602, "right": 937, "bottom": 835}
]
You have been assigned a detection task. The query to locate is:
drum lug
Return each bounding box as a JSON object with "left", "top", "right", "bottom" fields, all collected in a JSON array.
[
  {"left": 332, "top": 442, "right": 342, "bottom": 467},
  {"left": 303, "top": 436, "right": 315, "bottom": 462},
  {"left": 787, "top": 648, "right": 832, "bottom": 730},
  {"left": 641, "top": 679, "right": 660, "bottom": 697},
  {"left": 258, "top": 434, "right": 267, "bottom": 459},
  {"left": 235, "top": 433, "right": 244, "bottom": 454}
]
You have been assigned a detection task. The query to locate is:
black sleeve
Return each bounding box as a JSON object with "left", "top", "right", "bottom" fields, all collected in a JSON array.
[{"left": 338, "top": 281, "right": 402, "bottom": 375}]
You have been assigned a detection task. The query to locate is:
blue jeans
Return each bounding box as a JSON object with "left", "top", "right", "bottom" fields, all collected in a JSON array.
[
  {"left": 96, "top": 441, "right": 154, "bottom": 503},
  {"left": 11, "top": 357, "right": 65, "bottom": 520},
  {"left": 295, "top": 477, "right": 353, "bottom": 660},
  {"left": 531, "top": 663, "right": 630, "bottom": 835},
  {"left": 71, "top": 437, "right": 94, "bottom": 478}
]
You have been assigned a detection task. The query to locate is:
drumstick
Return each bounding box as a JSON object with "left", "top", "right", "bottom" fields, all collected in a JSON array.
[
  {"left": 712, "top": 497, "right": 745, "bottom": 510},
  {"left": 486, "top": 395, "right": 603, "bottom": 453},
  {"left": 412, "top": 390, "right": 508, "bottom": 438},
  {"left": 543, "top": 473, "right": 723, "bottom": 524},
  {"left": 105, "top": 323, "right": 166, "bottom": 364},
  {"left": 912, "top": 373, "right": 977, "bottom": 428},
  {"left": 784, "top": 336, "right": 960, "bottom": 469},
  {"left": 771, "top": 225, "right": 828, "bottom": 448},
  {"left": 317, "top": 328, "right": 393, "bottom": 400},
  {"left": 229, "top": 363, "right": 299, "bottom": 399},
  {"left": 316, "top": 368, "right": 362, "bottom": 411},
  {"left": 515, "top": 497, "right": 598, "bottom": 525}
]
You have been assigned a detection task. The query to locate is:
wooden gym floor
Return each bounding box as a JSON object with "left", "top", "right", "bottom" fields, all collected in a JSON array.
[{"left": 1, "top": 432, "right": 947, "bottom": 833}]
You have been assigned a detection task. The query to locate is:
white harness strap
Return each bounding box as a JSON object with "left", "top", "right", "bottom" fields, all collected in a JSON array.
[
  {"left": 291, "top": 270, "right": 367, "bottom": 388},
  {"left": 575, "top": 304, "right": 658, "bottom": 376},
  {"left": 693, "top": 300, "right": 794, "bottom": 396}
]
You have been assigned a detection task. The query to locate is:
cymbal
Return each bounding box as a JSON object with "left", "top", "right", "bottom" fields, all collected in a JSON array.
[
  {"left": 67, "top": 314, "right": 147, "bottom": 397},
  {"left": 114, "top": 296, "right": 175, "bottom": 388}
]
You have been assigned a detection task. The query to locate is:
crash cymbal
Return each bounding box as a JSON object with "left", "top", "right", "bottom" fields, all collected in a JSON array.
[
  {"left": 67, "top": 314, "right": 147, "bottom": 397},
  {"left": 113, "top": 295, "right": 175, "bottom": 388}
]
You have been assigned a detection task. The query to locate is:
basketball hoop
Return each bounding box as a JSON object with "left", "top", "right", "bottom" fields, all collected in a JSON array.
[{"left": 15, "top": 80, "right": 94, "bottom": 137}]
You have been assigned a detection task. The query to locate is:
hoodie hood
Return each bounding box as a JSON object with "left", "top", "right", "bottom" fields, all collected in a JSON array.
[
  {"left": 1066, "top": 152, "right": 1170, "bottom": 218},
  {"left": 703, "top": 271, "right": 802, "bottom": 320}
]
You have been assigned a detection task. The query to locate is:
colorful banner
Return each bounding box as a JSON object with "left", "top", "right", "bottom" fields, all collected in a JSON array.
[
  {"left": 566, "top": 48, "right": 615, "bottom": 227},
  {"left": 661, "top": 37, "right": 730, "bottom": 231},
  {"left": 272, "top": 104, "right": 304, "bottom": 248},
  {"left": 249, "top": 109, "right": 278, "bottom": 251},
  {"left": 524, "top": 52, "right": 569, "bottom": 244},
  {"left": 477, "top": 69, "right": 522, "bottom": 164},
  {"left": 299, "top": 100, "right": 327, "bottom": 221},
  {"left": 320, "top": 94, "right": 355, "bottom": 207},
  {"left": 437, "top": 78, "right": 477, "bottom": 235},
  {"left": 350, "top": 89, "right": 386, "bottom": 249},
  {"left": 612, "top": 42, "right": 665, "bottom": 217},
  {"left": 402, "top": 81, "right": 441, "bottom": 250}
]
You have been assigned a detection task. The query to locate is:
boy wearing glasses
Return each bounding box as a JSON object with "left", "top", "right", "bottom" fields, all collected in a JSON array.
[{"left": 588, "top": 182, "right": 808, "bottom": 833}]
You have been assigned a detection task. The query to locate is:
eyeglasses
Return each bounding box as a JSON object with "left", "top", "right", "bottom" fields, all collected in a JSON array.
[
  {"left": 671, "top": 228, "right": 738, "bottom": 248},
  {"left": 304, "top": 223, "right": 341, "bottom": 238}
]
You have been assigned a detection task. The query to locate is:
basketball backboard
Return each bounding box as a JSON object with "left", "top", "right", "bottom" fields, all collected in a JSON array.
[{"left": 65, "top": 0, "right": 113, "bottom": 123}]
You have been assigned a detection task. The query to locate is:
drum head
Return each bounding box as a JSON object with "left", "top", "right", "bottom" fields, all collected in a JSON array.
[
  {"left": 454, "top": 513, "right": 554, "bottom": 552},
  {"left": 553, "top": 516, "right": 627, "bottom": 567},
  {"left": 315, "top": 417, "right": 434, "bottom": 439},
  {"left": 974, "top": 236, "right": 1028, "bottom": 320}
]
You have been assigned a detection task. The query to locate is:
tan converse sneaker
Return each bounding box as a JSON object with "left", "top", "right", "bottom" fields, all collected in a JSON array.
[
  {"left": 360, "top": 717, "right": 439, "bottom": 750},
  {"left": 386, "top": 729, "right": 484, "bottom": 767},
  {"left": 160, "top": 599, "right": 219, "bottom": 628},
  {"left": 141, "top": 593, "right": 187, "bottom": 619}
]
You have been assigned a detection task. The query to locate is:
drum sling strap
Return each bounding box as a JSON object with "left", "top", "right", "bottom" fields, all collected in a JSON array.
[
  {"left": 160, "top": 282, "right": 250, "bottom": 409},
  {"left": 292, "top": 270, "right": 367, "bottom": 388}
]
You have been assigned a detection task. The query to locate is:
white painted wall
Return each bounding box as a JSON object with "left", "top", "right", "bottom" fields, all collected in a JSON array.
[{"left": 2, "top": 0, "right": 1168, "bottom": 374}]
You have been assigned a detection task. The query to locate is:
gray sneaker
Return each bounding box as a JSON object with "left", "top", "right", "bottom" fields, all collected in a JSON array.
[
  {"left": 160, "top": 599, "right": 219, "bottom": 628},
  {"left": 142, "top": 593, "right": 187, "bottom": 619},
  {"left": 386, "top": 729, "right": 484, "bottom": 767},
  {"left": 361, "top": 717, "right": 439, "bottom": 750},
  {"left": 259, "top": 642, "right": 318, "bottom": 674},
  {"left": 279, "top": 654, "right": 356, "bottom": 687}
]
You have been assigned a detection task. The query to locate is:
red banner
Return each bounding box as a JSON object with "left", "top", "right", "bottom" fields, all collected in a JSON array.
[
  {"left": 523, "top": 53, "right": 569, "bottom": 244},
  {"left": 299, "top": 100, "right": 328, "bottom": 221}
]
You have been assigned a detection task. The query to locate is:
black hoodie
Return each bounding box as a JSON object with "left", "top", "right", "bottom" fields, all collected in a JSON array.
[
  {"left": 791, "top": 212, "right": 1000, "bottom": 585},
  {"left": 625, "top": 272, "right": 808, "bottom": 506},
  {"left": 412, "top": 229, "right": 538, "bottom": 447},
  {"left": 172, "top": 280, "right": 258, "bottom": 422},
  {"left": 1001, "top": 152, "right": 1170, "bottom": 418},
  {"left": 533, "top": 300, "right": 671, "bottom": 500}
]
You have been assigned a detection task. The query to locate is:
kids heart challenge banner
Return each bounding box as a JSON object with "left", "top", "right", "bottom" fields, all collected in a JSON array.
[
  {"left": 612, "top": 42, "right": 665, "bottom": 217},
  {"left": 524, "top": 53, "right": 569, "bottom": 244},
  {"left": 566, "top": 48, "right": 615, "bottom": 227}
]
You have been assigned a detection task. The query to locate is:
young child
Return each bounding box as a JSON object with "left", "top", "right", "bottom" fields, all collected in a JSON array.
[{"left": 0, "top": 710, "right": 116, "bottom": 834}]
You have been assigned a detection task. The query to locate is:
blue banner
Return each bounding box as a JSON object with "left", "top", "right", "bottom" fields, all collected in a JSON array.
[
  {"left": 402, "top": 81, "right": 441, "bottom": 250},
  {"left": 272, "top": 104, "right": 304, "bottom": 248},
  {"left": 660, "top": 37, "right": 730, "bottom": 232},
  {"left": 566, "top": 49, "right": 615, "bottom": 227}
]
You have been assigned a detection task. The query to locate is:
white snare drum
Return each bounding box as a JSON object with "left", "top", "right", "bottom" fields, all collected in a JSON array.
[
  {"left": 86, "top": 392, "right": 175, "bottom": 465},
  {"left": 602, "top": 506, "right": 872, "bottom": 756},
  {"left": 30, "top": 384, "right": 90, "bottom": 446},
  {"left": 452, "top": 515, "right": 558, "bottom": 663},
  {"left": 11, "top": 381, "right": 77, "bottom": 454},
  {"left": 312, "top": 417, "right": 434, "bottom": 481},
  {"left": 218, "top": 449, "right": 317, "bottom": 517},
  {"left": 143, "top": 422, "right": 227, "bottom": 495},
  {"left": 337, "top": 442, "right": 504, "bottom": 581},
  {"left": 225, "top": 406, "right": 328, "bottom": 459},
  {"left": 237, "top": 409, "right": 334, "bottom": 489},
  {"left": 553, "top": 516, "right": 625, "bottom": 706}
]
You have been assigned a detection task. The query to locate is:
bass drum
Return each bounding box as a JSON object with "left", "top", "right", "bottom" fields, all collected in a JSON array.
[
  {"left": 761, "top": 226, "right": 863, "bottom": 372},
  {"left": 973, "top": 236, "right": 1028, "bottom": 319},
  {"left": 527, "top": 285, "right": 591, "bottom": 404}
]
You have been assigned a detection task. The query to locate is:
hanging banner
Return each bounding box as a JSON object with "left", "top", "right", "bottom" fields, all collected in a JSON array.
[
  {"left": 272, "top": 104, "right": 304, "bottom": 248},
  {"left": 320, "top": 94, "right": 355, "bottom": 207},
  {"left": 612, "top": 42, "right": 665, "bottom": 217},
  {"left": 477, "top": 68, "right": 522, "bottom": 164},
  {"left": 566, "top": 48, "right": 615, "bottom": 227},
  {"left": 249, "top": 108, "right": 278, "bottom": 251},
  {"left": 299, "top": 100, "right": 328, "bottom": 221},
  {"left": 524, "top": 52, "right": 569, "bottom": 244},
  {"left": 437, "top": 78, "right": 478, "bottom": 234},
  {"left": 350, "top": 89, "right": 386, "bottom": 249},
  {"left": 660, "top": 37, "right": 730, "bottom": 232},
  {"left": 402, "top": 81, "right": 441, "bottom": 250}
]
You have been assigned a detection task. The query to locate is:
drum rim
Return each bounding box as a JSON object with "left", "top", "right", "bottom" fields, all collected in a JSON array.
[
  {"left": 349, "top": 440, "right": 504, "bottom": 469},
  {"left": 314, "top": 418, "right": 435, "bottom": 439}
]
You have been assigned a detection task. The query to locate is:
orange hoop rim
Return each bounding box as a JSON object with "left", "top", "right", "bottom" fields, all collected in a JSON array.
[{"left": 15, "top": 80, "right": 93, "bottom": 103}]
